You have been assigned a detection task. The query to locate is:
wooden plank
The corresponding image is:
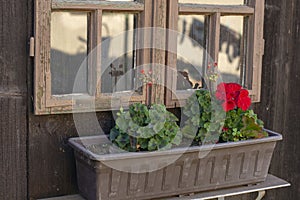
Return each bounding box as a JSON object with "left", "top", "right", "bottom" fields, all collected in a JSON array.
[
  {"left": 136, "top": 0, "right": 153, "bottom": 105},
  {"left": 52, "top": 0, "right": 144, "bottom": 11},
  {"left": 254, "top": 1, "right": 300, "bottom": 200},
  {"left": 179, "top": 4, "right": 254, "bottom": 15},
  {"left": 151, "top": 0, "right": 168, "bottom": 104},
  {"left": 34, "top": 0, "right": 51, "bottom": 114},
  {"left": 248, "top": 0, "right": 265, "bottom": 102},
  {"left": 0, "top": 97, "right": 27, "bottom": 200},
  {"left": 165, "top": 0, "right": 178, "bottom": 107},
  {"left": 0, "top": 1, "right": 27, "bottom": 93},
  {"left": 207, "top": 12, "right": 221, "bottom": 63},
  {"left": 92, "top": 10, "right": 102, "bottom": 98},
  {"left": 0, "top": 0, "right": 28, "bottom": 199}
]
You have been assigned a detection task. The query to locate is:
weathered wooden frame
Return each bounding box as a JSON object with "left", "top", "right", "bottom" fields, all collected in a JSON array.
[
  {"left": 34, "top": 0, "right": 149, "bottom": 115},
  {"left": 34, "top": 0, "right": 264, "bottom": 114},
  {"left": 165, "top": 0, "right": 265, "bottom": 107}
]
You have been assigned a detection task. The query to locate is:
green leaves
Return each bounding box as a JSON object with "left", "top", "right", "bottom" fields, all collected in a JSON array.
[
  {"left": 182, "top": 90, "right": 224, "bottom": 144},
  {"left": 111, "top": 89, "right": 268, "bottom": 152},
  {"left": 182, "top": 89, "right": 267, "bottom": 144},
  {"left": 221, "top": 109, "right": 268, "bottom": 142},
  {"left": 110, "top": 103, "right": 182, "bottom": 152}
]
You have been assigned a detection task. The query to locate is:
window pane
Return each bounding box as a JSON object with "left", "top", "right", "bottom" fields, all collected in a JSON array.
[
  {"left": 177, "top": 15, "right": 207, "bottom": 90},
  {"left": 51, "top": 12, "right": 88, "bottom": 95},
  {"left": 218, "top": 16, "right": 247, "bottom": 84},
  {"left": 179, "top": 0, "right": 244, "bottom": 5},
  {"left": 101, "top": 12, "right": 136, "bottom": 93}
]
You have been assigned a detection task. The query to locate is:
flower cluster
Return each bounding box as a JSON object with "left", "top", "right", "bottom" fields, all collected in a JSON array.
[
  {"left": 215, "top": 82, "right": 251, "bottom": 112},
  {"left": 140, "top": 69, "right": 153, "bottom": 86},
  {"left": 207, "top": 62, "right": 219, "bottom": 82}
]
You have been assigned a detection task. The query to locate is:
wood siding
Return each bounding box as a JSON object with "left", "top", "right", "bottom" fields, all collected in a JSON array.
[
  {"left": 0, "top": 0, "right": 29, "bottom": 199},
  {"left": 0, "top": 0, "right": 299, "bottom": 199},
  {"left": 254, "top": 0, "right": 300, "bottom": 199}
]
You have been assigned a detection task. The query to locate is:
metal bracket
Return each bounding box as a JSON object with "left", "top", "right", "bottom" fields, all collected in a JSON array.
[{"left": 255, "top": 190, "right": 266, "bottom": 200}]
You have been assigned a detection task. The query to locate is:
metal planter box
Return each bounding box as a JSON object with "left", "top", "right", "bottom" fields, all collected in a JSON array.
[{"left": 69, "top": 130, "right": 282, "bottom": 200}]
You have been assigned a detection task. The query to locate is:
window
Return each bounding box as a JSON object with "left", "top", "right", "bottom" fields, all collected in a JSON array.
[
  {"left": 34, "top": 0, "right": 264, "bottom": 114},
  {"left": 34, "top": 0, "right": 149, "bottom": 114},
  {"left": 165, "top": 0, "right": 265, "bottom": 107}
]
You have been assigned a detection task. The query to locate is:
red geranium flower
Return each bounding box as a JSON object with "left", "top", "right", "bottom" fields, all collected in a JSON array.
[
  {"left": 216, "top": 82, "right": 251, "bottom": 112},
  {"left": 216, "top": 83, "right": 226, "bottom": 100},
  {"left": 226, "top": 92, "right": 238, "bottom": 101},
  {"left": 237, "top": 96, "right": 251, "bottom": 111},
  {"left": 222, "top": 100, "right": 236, "bottom": 112},
  {"left": 239, "top": 89, "right": 249, "bottom": 98},
  {"left": 225, "top": 83, "right": 242, "bottom": 94}
]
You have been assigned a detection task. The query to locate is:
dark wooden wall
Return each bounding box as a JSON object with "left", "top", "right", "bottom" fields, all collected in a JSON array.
[
  {"left": 254, "top": 0, "right": 300, "bottom": 199},
  {"left": 0, "top": 0, "right": 29, "bottom": 199},
  {"left": 0, "top": 0, "right": 300, "bottom": 199}
]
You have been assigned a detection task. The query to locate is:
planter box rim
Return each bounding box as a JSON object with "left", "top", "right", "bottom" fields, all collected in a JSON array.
[{"left": 69, "top": 129, "right": 282, "bottom": 161}]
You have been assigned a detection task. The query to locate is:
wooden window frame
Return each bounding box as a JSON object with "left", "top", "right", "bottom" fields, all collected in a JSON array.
[
  {"left": 34, "top": 0, "right": 264, "bottom": 114},
  {"left": 165, "top": 0, "right": 265, "bottom": 107},
  {"left": 34, "top": 0, "right": 155, "bottom": 115}
]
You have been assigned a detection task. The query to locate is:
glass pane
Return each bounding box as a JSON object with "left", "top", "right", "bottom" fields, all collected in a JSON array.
[
  {"left": 51, "top": 12, "right": 88, "bottom": 95},
  {"left": 179, "top": 0, "right": 244, "bottom": 5},
  {"left": 218, "top": 16, "right": 246, "bottom": 84},
  {"left": 177, "top": 15, "right": 207, "bottom": 90},
  {"left": 101, "top": 12, "right": 136, "bottom": 93}
]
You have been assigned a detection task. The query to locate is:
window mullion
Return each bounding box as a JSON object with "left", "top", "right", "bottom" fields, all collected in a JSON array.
[
  {"left": 207, "top": 12, "right": 221, "bottom": 64},
  {"left": 136, "top": 0, "right": 152, "bottom": 105},
  {"left": 247, "top": 0, "right": 265, "bottom": 102},
  {"left": 90, "top": 9, "right": 102, "bottom": 98},
  {"left": 151, "top": 0, "right": 168, "bottom": 105},
  {"left": 165, "top": 0, "right": 178, "bottom": 107}
]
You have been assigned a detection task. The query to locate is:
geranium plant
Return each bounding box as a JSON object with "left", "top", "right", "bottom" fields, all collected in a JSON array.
[
  {"left": 216, "top": 82, "right": 268, "bottom": 141},
  {"left": 182, "top": 82, "right": 268, "bottom": 144},
  {"left": 109, "top": 68, "right": 182, "bottom": 152},
  {"left": 110, "top": 103, "right": 182, "bottom": 152}
]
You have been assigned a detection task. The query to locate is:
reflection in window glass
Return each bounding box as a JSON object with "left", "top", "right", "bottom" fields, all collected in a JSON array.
[
  {"left": 177, "top": 15, "right": 207, "bottom": 90},
  {"left": 218, "top": 16, "right": 246, "bottom": 84},
  {"left": 179, "top": 0, "right": 244, "bottom": 5},
  {"left": 51, "top": 12, "right": 88, "bottom": 95},
  {"left": 101, "top": 12, "right": 136, "bottom": 93}
]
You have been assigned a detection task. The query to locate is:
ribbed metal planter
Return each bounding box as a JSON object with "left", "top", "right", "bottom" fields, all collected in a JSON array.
[{"left": 69, "top": 130, "right": 282, "bottom": 200}]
